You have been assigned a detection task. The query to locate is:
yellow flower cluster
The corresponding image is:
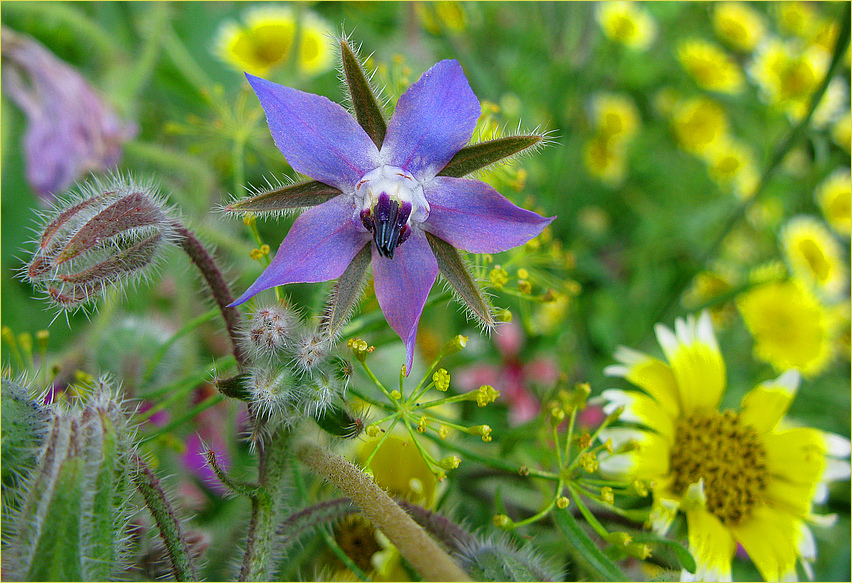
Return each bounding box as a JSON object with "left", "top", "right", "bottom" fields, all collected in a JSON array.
[
  {"left": 214, "top": 5, "right": 334, "bottom": 77},
  {"left": 583, "top": 93, "right": 641, "bottom": 187},
  {"left": 713, "top": 2, "right": 766, "bottom": 53},
  {"left": 677, "top": 38, "right": 745, "bottom": 94}
]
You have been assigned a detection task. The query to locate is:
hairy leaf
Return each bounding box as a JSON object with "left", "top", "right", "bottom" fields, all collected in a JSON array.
[
  {"left": 321, "top": 243, "right": 371, "bottom": 338},
  {"left": 439, "top": 135, "right": 542, "bottom": 178},
  {"left": 225, "top": 181, "right": 341, "bottom": 214},
  {"left": 341, "top": 37, "right": 387, "bottom": 149},
  {"left": 426, "top": 233, "right": 494, "bottom": 329}
]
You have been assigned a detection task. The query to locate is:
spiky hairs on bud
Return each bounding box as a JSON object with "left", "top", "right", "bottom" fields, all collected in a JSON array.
[
  {"left": 247, "top": 366, "right": 299, "bottom": 421},
  {"left": 291, "top": 326, "right": 333, "bottom": 374},
  {"left": 1, "top": 377, "right": 50, "bottom": 490},
  {"left": 455, "top": 532, "right": 562, "bottom": 582},
  {"left": 23, "top": 174, "right": 177, "bottom": 313},
  {"left": 2, "top": 378, "right": 137, "bottom": 581},
  {"left": 241, "top": 302, "right": 301, "bottom": 363}
]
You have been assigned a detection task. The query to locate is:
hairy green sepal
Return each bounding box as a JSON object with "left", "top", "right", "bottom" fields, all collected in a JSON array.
[
  {"left": 426, "top": 233, "right": 494, "bottom": 329},
  {"left": 225, "top": 180, "right": 341, "bottom": 214},
  {"left": 321, "top": 243, "right": 371, "bottom": 338},
  {"left": 341, "top": 37, "right": 387, "bottom": 148},
  {"left": 439, "top": 135, "right": 542, "bottom": 178}
]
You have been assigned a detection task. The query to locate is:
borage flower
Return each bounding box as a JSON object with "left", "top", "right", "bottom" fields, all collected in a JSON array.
[{"left": 228, "top": 37, "right": 553, "bottom": 371}]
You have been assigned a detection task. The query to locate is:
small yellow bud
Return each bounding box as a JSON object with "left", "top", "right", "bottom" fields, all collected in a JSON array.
[
  {"left": 347, "top": 338, "right": 373, "bottom": 362},
  {"left": 390, "top": 390, "right": 402, "bottom": 400},
  {"left": 580, "top": 452, "right": 598, "bottom": 473},
  {"left": 434, "top": 469, "right": 447, "bottom": 481},
  {"left": 482, "top": 253, "right": 494, "bottom": 263},
  {"left": 417, "top": 416, "right": 428, "bottom": 433},
  {"left": 489, "top": 266, "right": 509, "bottom": 287},
  {"left": 494, "top": 514, "right": 512, "bottom": 528},
  {"left": 566, "top": 280, "right": 582, "bottom": 295},
  {"left": 550, "top": 407, "right": 565, "bottom": 427},
  {"left": 518, "top": 280, "right": 532, "bottom": 294},
  {"left": 471, "top": 425, "right": 492, "bottom": 442},
  {"left": 444, "top": 334, "right": 468, "bottom": 354},
  {"left": 439, "top": 425, "right": 450, "bottom": 440},
  {"left": 365, "top": 425, "right": 381, "bottom": 438},
  {"left": 432, "top": 368, "right": 450, "bottom": 391},
  {"left": 475, "top": 385, "right": 500, "bottom": 407},
  {"left": 625, "top": 542, "right": 653, "bottom": 560},
  {"left": 605, "top": 438, "right": 614, "bottom": 454},
  {"left": 259, "top": 244, "right": 270, "bottom": 255},
  {"left": 556, "top": 496, "right": 571, "bottom": 509},
  {"left": 250, "top": 248, "right": 263, "bottom": 260},
  {"left": 605, "top": 531, "right": 633, "bottom": 547},
  {"left": 632, "top": 480, "right": 649, "bottom": 497},
  {"left": 497, "top": 308, "right": 513, "bottom": 322},
  {"left": 438, "top": 456, "right": 461, "bottom": 470},
  {"left": 601, "top": 486, "right": 614, "bottom": 505},
  {"left": 516, "top": 268, "right": 529, "bottom": 279},
  {"left": 578, "top": 432, "right": 592, "bottom": 450},
  {"left": 243, "top": 214, "right": 256, "bottom": 227}
]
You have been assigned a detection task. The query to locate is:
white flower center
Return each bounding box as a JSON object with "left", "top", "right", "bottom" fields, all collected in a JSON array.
[{"left": 353, "top": 166, "right": 430, "bottom": 259}]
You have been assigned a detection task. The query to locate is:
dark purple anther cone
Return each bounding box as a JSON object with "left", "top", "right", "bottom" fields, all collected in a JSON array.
[{"left": 372, "top": 194, "right": 413, "bottom": 259}]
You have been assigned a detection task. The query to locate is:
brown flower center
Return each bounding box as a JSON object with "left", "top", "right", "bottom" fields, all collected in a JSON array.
[{"left": 670, "top": 410, "right": 768, "bottom": 526}]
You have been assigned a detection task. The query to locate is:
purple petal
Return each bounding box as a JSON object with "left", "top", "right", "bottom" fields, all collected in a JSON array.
[
  {"left": 246, "top": 73, "right": 380, "bottom": 192},
  {"left": 371, "top": 229, "right": 438, "bottom": 374},
  {"left": 423, "top": 177, "right": 554, "bottom": 253},
  {"left": 231, "top": 196, "right": 370, "bottom": 306},
  {"left": 382, "top": 60, "right": 480, "bottom": 181}
]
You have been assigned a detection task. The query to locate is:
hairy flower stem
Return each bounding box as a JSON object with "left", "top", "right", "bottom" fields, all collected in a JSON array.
[
  {"left": 239, "top": 427, "right": 291, "bottom": 582},
  {"left": 296, "top": 441, "right": 473, "bottom": 582},
  {"left": 644, "top": 3, "right": 851, "bottom": 344},
  {"left": 132, "top": 454, "right": 198, "bottom": 582},
  {"left": 171, "top": 221, "right": 248, "bottom": 368}
]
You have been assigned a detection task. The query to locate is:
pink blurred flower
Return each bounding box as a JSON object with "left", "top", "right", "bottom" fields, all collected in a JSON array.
[
  {"left": 1, "top": 27, "right": 136, "bottom": 200},
  {"left": 457, "top": 320, "right": 559, "bottom": 425}
]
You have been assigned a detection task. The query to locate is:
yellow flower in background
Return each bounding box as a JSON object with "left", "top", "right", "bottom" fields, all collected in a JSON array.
[
  {"left": 671, "top": 96, "right": 730, "bottom": 154},
  {"left": 358, "top": 434, "right": 439, "bottom": 508},
  {"left": 749, "top": 39, "right": 830, "bottom": 116},
  {"left": 596, "top": 1, "right": 657, "bottom": 51},
  {"left": 414, "top": 1, "right": 467, "bottom": 35},
  {"left": 591, "top": 92, "right": 641, "bottom": 144},
  {"left": 805, "top": 77, "right": 849, "bottom": 129},
  {"left": 776, "top": 1, "right": 818, "bottom": 40},
  {"left": 781, "top": 216, "right": 848, "bottom": 299},
  {"left": 682, "top": 269, "right": 739, "bottom": 328},
  {"left": 214, "top": 5, "right": 333, "bottom": 77},
  {"left": 815, "top": 168, "right": 851, "bottom": 237},
  {"left": 737, "top": 279, "right": 841, "bottom": 377},
  {"left": 713, "top": 2, "right": 766, "bottom": 53},
  {"left": 831, "top": 112, "right": 851, "bottom": 153},
  {"left": 583, "top": 133, "right": 627, "bottom": 187},
  {"left": 600, "top": 312, "right": 850, "bottom": 581},
  {"left": 677, "top": 39, "right": 745, "bottom": 94},
  {"left": 702, "top": 136, "right": 759, "bottom": 197}
]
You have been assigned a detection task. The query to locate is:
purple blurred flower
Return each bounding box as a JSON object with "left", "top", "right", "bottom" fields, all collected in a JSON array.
[
  {"left": 1, "top": 27, "right": 137, "bottom": 201},
  {"left": 232, "top": 60, "right": 553, "bottom": 371}
]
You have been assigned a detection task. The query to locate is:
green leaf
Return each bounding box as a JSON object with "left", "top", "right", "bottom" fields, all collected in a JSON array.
[
  {"left": 425, "top": 233, "right": 494, "bottom": 329},
  {"left": 552, "top": 509, "right": 628, "bottom": 582},
  {"left": 225, "top": 180, "right": 341, "bottom": 214},
  {"left": 630, "top": 531, "right": 697, "bottom": 574},
  {"left": 321, "top": 243, "right": 371, "bottom": 338},
  {"left": 438, "top": 135, "right": 542, "bottom": 178},
  {"left": 340, "top": 36, "right": 387, "bottom": 149}
]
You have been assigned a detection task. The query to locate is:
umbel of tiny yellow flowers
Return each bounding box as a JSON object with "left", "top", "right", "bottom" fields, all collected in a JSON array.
[{"left": 599, "top": 312, "right": 850, "bottom": 581}]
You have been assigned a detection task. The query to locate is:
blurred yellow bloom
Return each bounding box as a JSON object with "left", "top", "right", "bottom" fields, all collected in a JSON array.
[
  {"left": 749, "top": 39, "right": 830, "bottom": 117},
  {"left": 591, "top": 92, "right": 641, "bottom": 144},
  {"left": 815, "top": 168, "right": 851, "bottom": 237},
  {"left": 806, "top": 77, "right": 849, "bottom": 128},
  {"left": 601, "top": 312, "right": 850, "bottom": 581},
  {"left": 677, "top": 38, "right": 745, "bottom": 94},
  {"left": 414, "top": 1, "right": 467, "bottom": 35},
  {"left": 358, "top": 434, "right": 439, "bottom": 507},
  {"left": 214, "top": 6, "right": 333, "bottom": 76},
  {"left": 781, "top": 216, "right": 848, "bottom": 299},
  {"left": 596, "top": 1, "right": 657, "bottom": 51},
  {"left": 671, "top": 96, "right": 730, "bottom": 154},
  {"left": 831, "top": 111, "right": 851, "bottom": 153},
  {"left": 737, "top": 279, "right": 841, "bottom": 377},
  {"left": 776, "top": 1, "right": 818, "bottom": 39},
  {"left": 583, "top": 133, "right": 627, "bottom": 187},
  {"left": 702, "top": 136, "right": 759, "bottom": 198},
  {"left": 713, "top": 2, "right": 766, "bottom": 53},
  {"left": 682, "top": 269, "right": 738, "bottom": 328}
]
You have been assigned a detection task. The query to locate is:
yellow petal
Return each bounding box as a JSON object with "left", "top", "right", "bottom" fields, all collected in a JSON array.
[
  {"left": 763, "top": 427, "right": 827, "bottom": 486},
  {"left": 740, "top": 369, "right": 800, "bottom": 434},
  {"left": 683, "top": 509, "right": 736, "bottom": 582},
  {"left": 730, "top": 505, "right": 801, "bottom": 582},
  {"left": 598, "top": 427, "right": 671, "bottom": 481},
  {"left": 600, "top": 388, "right": 675, "bottom": 441},
  {"left": 656, "top": 312, "right": 726, "bottom": 414},
  {"left": 606, "top": 346, "right": 681, "bottom": 418},
  {"left": 765, "top": 476, "right": 816, "bottom": 519}
]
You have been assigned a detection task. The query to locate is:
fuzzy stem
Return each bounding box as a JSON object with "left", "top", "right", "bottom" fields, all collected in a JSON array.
[
  {"left": 296, "top": 441, "right": 473, "bottom": 582},
  {"left": 132, "top": 455, "right": 197, "bottom": 582},
  {"left": 239, "top": 427, "right": 291, "bottom": 581},
  {"left": 172, "top": 222, "right": 248, "bottom": 368}
]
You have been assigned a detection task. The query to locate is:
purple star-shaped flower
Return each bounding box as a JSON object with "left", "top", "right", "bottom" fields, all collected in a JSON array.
[{"left": 231, "top": 58, "right": 553, "bottom": 371}]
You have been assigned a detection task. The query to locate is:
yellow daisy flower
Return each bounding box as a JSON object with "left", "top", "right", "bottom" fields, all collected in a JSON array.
[
  {"left": 702, "top": 136, "right": 759, "bottom": 197},
  {"left": 749, "top": 39, "right": 830, "bottom": 117},
  {"left": 831, "top": 111, "right": 851, "bottom": 153},
  {"left": 596, "top": 1, "right": 657, "bottom": 51},
  {"left": 671, "top": 96, "right": 730, "bottom": 154},
  {"left": 600, "top": 312, "right": 850, "bottom": 581},
  {"left": 781, "top": 216, "right": 848, "bottom": 299},
  {"left": 415, "top": 1, "right": 468, "bottom": 35},
  {"left": 815, "top": 168, "right": 851, "bottom": 237},
  {"left": 677, "top": 39, "right": 745, "bottom": 94},
  {"left": 713, "top": 2, "right": 767, "bottom": 53},
  {"left": 214, "top": 5, "right": 333, "bottom": 77},
  {"left": 737, "top": 279, "right": 842, "bottom": 377},
  {"left": 583, "top": 133, "right": 627, "bottom": 187},
  {"left": 776, "top": 1, "right": 819, "bottom": 40},
  {"left": 590, "top": 92, "right": 641, "bottom": 144}
]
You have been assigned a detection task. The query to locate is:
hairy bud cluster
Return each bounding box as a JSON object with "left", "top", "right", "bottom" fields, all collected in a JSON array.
[{"left": 23, "top": 175, "right": 175, "bottom": 312}]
